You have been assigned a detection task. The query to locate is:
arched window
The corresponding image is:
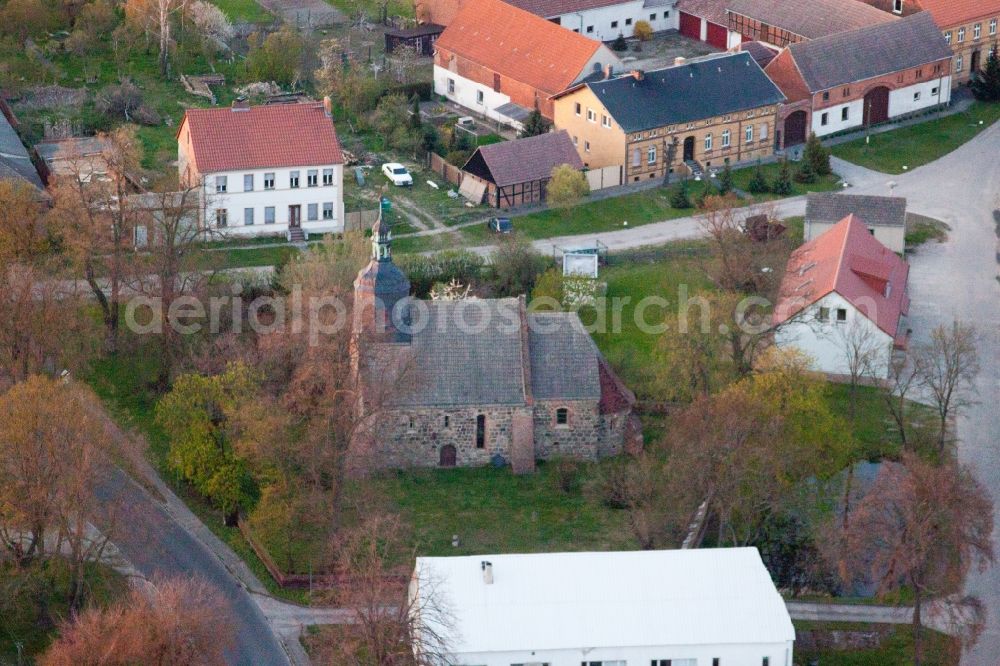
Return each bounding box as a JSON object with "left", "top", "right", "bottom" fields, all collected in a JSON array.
[{"left": 556, "top": 408, "right": 569, "bottom": 425}]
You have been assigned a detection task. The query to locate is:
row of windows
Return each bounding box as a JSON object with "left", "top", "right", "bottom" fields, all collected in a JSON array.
[
  {"left": 511, "top": 657, "right": 770, "bottom": 666},
  {"left": 572, "top": 10, "right": 670, "bottom": 35},
  {"left": 944, "top": 19, "right": 998, "bottom": 44},
  {"left": 214, "top": 203, "right": 335, "bottom": 227},
  {"left": 955, "top": 48, "right": 997, "bottom": 72},
  {"left": 626, "top": 109, "right": 770, "bottom": 142},
  {"left": 213, "top": 169, "right": 336, "bottom": 193},
  {"left": 819, "top": 64, "right": 943, "bottom": 103}
]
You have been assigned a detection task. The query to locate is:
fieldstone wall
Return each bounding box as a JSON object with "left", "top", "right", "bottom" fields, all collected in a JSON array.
[{"left": 371, "top": 399, "right": 629, "bottom": 471}]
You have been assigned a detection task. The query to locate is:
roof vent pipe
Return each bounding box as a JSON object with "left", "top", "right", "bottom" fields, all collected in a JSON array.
[
  {"left": 232, "top": 96, "right": 249, "bottom": 111},
  {"left": 481, "top": 561, "right": 494, "bottom": 585},
  {"left": 630, "top": 69, "right": 644, "bottom": 81}
]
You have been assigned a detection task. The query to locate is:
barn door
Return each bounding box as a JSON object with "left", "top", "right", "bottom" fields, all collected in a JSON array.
[
  {"left": 863, "top": 87, "right": 890, "bottom": 126},
  {"left": 439, "top": 445, "right": 457, "bottom": 467}
]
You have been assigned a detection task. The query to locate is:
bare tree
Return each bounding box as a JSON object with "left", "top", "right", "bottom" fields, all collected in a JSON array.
[
  {"left": 913, "top": 321, "right": 980, "bottom": 453},
  {"left": 698, "top": 195, "right": 785, "bottom": 297},
  {"left": 50, "top": 126, "right": 143, "bottom": 353},
  {"left": 882, "top": 354, "right": 922, "bottom": 449},
  {"left": 40, "top": 576, "right": 235, "bottom": 666},
  {"left": 129, "top": 185, "right": 214, "bottom": 386},
  {"left": 0, "top": 376, "right": 123, "bottom": 610},
  {"left": 837, "top": 453, "right": 994, "bottom": 665},
  {"left": 317, "top": 513, "right": 453, "bottom": 664}
]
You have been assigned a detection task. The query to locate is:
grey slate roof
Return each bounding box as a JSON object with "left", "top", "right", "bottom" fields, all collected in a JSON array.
[
  {"left": 376, "top": 299, "right": 603, "bottom": 408},
  {"left": 0, "top": 110, "right": 44, "bottom": 190},
  {"left": 787, "top": 12, "right": 953, "bottom": 92},
  {"left": 528, "top": 312, "right": 601, "bottom": 400},
  {"left": 727, "top": 0, "right": 896, "bottom": 40},
  {"left": 741, "top": 41, "right": 779, "bottom": 69},
  {"left": 806, "top": 193, "right": 907, "bottom": 228},
  {"left": 465, "top": 130, "right": 583, "bottom": 187},
  {"left": 586, "top": 52, "right": 785, "bottom": 133}
]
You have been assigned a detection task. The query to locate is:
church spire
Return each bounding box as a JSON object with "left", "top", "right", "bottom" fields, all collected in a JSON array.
[{"left": 371, "top": 211, "right": 392, "bottom": 262}]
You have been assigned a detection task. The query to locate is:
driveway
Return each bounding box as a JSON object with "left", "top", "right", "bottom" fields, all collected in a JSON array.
[{"left": 835, "top": 124, "right": 1000, "bottom": 663}]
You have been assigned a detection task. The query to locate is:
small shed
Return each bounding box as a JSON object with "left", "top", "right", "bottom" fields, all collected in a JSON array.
[
  {"left": 461, "top": 130, "right": 584, "bottom": 209},
  {"left": 384, "top": 23, "right": 444, "bottom": 56}
]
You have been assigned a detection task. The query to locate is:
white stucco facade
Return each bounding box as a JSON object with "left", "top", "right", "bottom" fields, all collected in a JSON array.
[
  {"left": 553, "top": 0, "right": 678, "bottom": 41},
  {"left": 196, "top": 166, "right": 344, "bottom": 238},
  {"left": 775, "top": 292, "right": 895, "bottom": 378},
  {"left": 805, "top": 219, "right": 906, "bottom": 255},
  {"left": 433, "top": 66, "right": 521, "bottom": 127},
  {"left": 450, "top": 641, "right": 792, "bottom": 666},
  {"left": 812, "top": 77, "right": 953, "bottom": 137}
]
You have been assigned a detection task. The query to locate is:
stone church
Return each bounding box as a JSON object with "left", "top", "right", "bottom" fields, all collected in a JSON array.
[{"left": 351, "top": 218, "right": 640, "bottom": 474}]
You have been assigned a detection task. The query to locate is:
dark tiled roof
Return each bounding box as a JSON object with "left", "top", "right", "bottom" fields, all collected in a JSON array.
[
  {"left": 465, "top": 131, "right": 583, "bottom": 187},
  {"left": 506, "top": 0, "right": 643, "bottom": 17},
  {"left": 806, "top": 193, "right": 907, "bottom": 228},
  {"left": 586, "top": 53, "right": 785, "bottom": 133},
  {"left": 528, "top": 312, "right": 601, "bottom": 400},
  {"left": 384, "top": 23, "right": 444, "bottom": 37},
  {"left": 787, "top": 12, "right": 952, "bottom": 92},
  {"left": 0, "top": 110, "right": 43, "bottom": 190},
  {"left": 727, "top": 0, "right": 896, "bottom": 39},
  {"left": 375, "top": 299, "right": 604, "bottom": 407},
  {"left": 741, "top": 41, "right": 779, "bottom": 68}
]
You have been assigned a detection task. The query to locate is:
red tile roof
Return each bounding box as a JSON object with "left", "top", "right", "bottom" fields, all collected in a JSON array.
[
  {"left": 915, "top": 0, "right": 1000, "bottom": 28},
  {"left": 435, "top": 0, "right": 606, "bottom": 96},
  {"left": 179, "top": 102, "right": 343, "bottom": 174},
  {"left": 773, "top": 214, "right": 909, "bottom": 337}
]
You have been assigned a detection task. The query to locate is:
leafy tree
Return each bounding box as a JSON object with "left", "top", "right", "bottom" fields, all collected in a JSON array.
[
  {"left": 421, "top": 124, "right": 442, "bottom": 156},
  {"left": 633, "top": 20, "right": 653, "bottom": 41},
  {"left": 716, "top": 163, "right": 733, "bottom": 195},
  {"left": 611, "top": 32, "right": 627, "bottom": 51},
  {"left": 772, "top": 159, "right": 793, "bottom": 194},
  {"left": 794, "top": 157, "right": 817, "bottom": 183},
  {"left": 971, "top": 50, "right": 1000, "bottom": 102},
  {"left": 546, "top": 164, "right": 589, "bottom": 210},
  {"left": 520, "top": 107, "right": 550, "bottom": 138},
  {"left": 746, "top": 161, "right": 770, "bottom": 194},
  {"left": 803, "top": 132, "right": 831, "bottom": 176},
  {"left": 245, "top": 27, "right": 306, "bottom": 87},
  {"left": 488, "top": 233, "right": 549, "bottom": 297},
  {"left": 669, "top": 181, "right": 691, "bottom": 208},
  {"left": 155, "top": 363, "right": 261, "bottom": 521},
  {"left": 531, "top": 267, "right": 564, "bottom": 310}
]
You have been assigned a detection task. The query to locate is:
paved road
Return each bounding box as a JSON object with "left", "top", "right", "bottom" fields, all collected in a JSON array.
[
  {"left": 94, "top": 468, "right": 290, "bottom": 666},
  {"left": 835, "top": 124, "right": 1000, "bottom": 663}
]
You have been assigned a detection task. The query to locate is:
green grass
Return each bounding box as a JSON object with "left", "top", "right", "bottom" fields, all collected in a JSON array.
[
  {"left": 730, "top": 161, "right": 843, "bottom": 199},
  {"left": 211, "top": 0, "right": 273, "bottom": 23},
  {"left": 905, "top": 213, "right": 950, "bottom": 247},
  {"left": 0, "top": 560, "right": 127, "bottom": 661},
  {"left": 209, "top": 245, "right": 300, "bottom": 271},
  {"left": 794, "top": 621, "right": 959, "bottom": 665},
  {"left": 370, "top": 461, "right": 637, "bottom": 556},
  {"left": 831, "top": 101, "right": 1000, "bottom": 174}
]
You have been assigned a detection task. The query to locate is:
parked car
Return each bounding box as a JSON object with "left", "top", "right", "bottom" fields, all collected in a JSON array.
[
  {"left": 488, "top": 216, "right": 513, "bottom": 233},
  {"left": 382, "top": 162, "right": 413, "bottom": 186}
]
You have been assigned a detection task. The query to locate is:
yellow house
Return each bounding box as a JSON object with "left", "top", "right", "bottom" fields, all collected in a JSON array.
[{"left": 553, "top": 52, "right": 786, "bottom": 183}]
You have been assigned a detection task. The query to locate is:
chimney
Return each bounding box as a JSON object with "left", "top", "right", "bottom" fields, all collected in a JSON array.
[
  {"left": 232, "top": 96, "right": 249, "bottom": 111},
  {"left": 674, "top": 56, "right": 686, "bottom": 67},
  {"left": 603, "top": 63, "right": 614, "bottom": 79},
  {"left": 630, "top": 69, "right": 644, "bottom": 81},
  {"left": 481, "top": 561, "right": 493, "bottom": 585},
  {"left": 323, "top": 95, "right": 333, "bottom": 117}
]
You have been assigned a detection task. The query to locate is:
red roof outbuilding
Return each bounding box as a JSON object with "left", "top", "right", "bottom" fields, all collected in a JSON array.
[{"left": 178, "top": 102, "right": 343, "bottom": 174}]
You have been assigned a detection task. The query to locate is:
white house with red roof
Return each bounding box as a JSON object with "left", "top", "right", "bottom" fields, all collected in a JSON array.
[
  {"left": 772, "top": 214, "right": 910, "bottom": 378},
  {"left": 177, "top": 99, "right": 344, "bottom": 239}
]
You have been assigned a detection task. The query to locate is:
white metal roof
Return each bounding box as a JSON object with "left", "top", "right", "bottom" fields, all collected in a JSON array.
[{"left": 414, "top": 547, "right": 794, "bottom": 654}]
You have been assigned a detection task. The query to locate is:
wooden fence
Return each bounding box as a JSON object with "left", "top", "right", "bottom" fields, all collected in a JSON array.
[
  {"left": 344, "top": 209, "right": 380, "bottom": 232},
  {"left": 427, "top": 152, "right": 464, "bottom": 187}
]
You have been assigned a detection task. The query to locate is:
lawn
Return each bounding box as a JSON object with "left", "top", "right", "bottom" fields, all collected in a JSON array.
[
  {"left": 211, "top": 0, "right": 273, "bottom": 23},
  {"left": 370, "top": 461, "right": 638, "bottom": 556},
  {"left": 730, "top": 161, "right": 844, "bottom": 199},
  {"left": 794, "top": 621, "right": 959, "bottom": 665},
  {"left": 905, "top": 213, "right": 950, "bottom": 247},
  {"left": 831, "top": 101, "right": 1000, "bottom": 174}
]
